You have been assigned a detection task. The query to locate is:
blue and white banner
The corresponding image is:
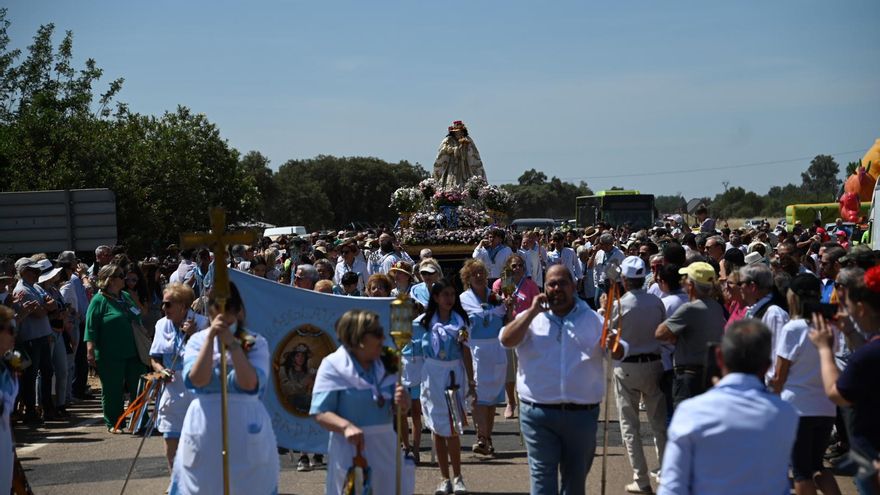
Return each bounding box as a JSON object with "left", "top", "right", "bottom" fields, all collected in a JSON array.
[{"left": 229, "top": 270, "right": 394, "bottom": 454}]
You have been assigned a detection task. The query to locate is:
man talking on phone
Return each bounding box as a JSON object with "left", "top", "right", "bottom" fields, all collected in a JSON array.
[{"left": 501, "top": 265, "right": 627, "bottom": 495}]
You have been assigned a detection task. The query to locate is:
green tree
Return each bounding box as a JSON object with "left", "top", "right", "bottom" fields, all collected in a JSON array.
[
  {"left": 655, "top": 194, "right": 687, "bottom": 214},
  {"left": 801, "top": 154, "right": 841, "bottom": 202},
  {"left": 271, "top": 156, "right": 428, "bottom": 230},
  {"left": 0, "top": 15, "right": 259, "bottom": 255},
  {"left": 503, "top": 173, "right": 592, "bottom": 219}
]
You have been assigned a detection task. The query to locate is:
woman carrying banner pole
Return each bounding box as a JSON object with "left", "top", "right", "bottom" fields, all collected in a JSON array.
[
  {"left": 169, "top": 283, "right": 279, "bottom": 495},
  {"left": 311, "top": 309, "right": 414, "bottom": 495}
]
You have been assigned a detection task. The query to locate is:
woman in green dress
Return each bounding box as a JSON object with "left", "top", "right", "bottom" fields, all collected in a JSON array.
[{"left": 84, "top": 263, "right": 148, "bottom": 432}]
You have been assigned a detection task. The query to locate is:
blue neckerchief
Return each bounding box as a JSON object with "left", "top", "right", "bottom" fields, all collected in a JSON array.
[{"left": 488, "top": 245, "right": 503, "bottom": 264}]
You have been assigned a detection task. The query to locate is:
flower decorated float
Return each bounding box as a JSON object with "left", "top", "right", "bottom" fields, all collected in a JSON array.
[{"left": 390, "top": 176, "right": 514, "bottom": 253}]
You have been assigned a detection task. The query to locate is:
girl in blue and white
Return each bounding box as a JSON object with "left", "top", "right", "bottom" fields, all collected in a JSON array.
[
  {"left": 459, "top": 259, "right": 512, "bottom": 457},
  {"left": 149, "top": 283, "right": 209, "bottom": 471},
  {"left": 170, "top": 283, "right": 279, "bottom": 495},
  {"left": 0, "top": 306, "right": 19, "bottom": 494},
  {"left": 312, "top": 309, "right": 415, "bottom": 495},
  {"left": 415, "top": 278, "right": 475, "bottom": 495}
]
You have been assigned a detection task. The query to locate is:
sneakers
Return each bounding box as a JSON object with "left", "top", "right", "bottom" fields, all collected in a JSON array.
[
  {"left": 472, "top": 439, "right": 491, "bottom": 456},
  {"left": 296, "top": 455, "right": 311, "bottom": 472},
  {"left": 625, "top": 481, "right": 654, "bottom": 494},
  {"left": 434, "top": 478, "right": 452, "bottom": 495},
  {"left": 452, "top": 476, "right": 468, "bottom": 494},
  {"left": 311, "top": 454, "right": 325, "bottom": 469}
]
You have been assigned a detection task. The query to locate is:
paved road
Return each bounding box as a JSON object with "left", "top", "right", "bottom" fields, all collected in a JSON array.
[{"left": 16, "top": 396, "right": 860, "bottom": 494}]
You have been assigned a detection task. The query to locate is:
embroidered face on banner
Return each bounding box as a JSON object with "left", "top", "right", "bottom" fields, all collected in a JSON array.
[{"left": 273, "top": 324, "right": 337, "bottom": 417}]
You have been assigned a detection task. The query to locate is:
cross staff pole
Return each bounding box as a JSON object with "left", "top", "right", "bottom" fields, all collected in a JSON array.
[{"left": 181, "top": 208, "right": 258, "bottom": 495}]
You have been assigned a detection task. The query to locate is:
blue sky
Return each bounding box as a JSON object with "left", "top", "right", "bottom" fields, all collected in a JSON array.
[{"left": 7, "top": 1, "right": 879, "bottom": 198}]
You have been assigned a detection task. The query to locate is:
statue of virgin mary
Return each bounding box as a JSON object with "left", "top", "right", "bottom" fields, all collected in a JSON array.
[{"left": 432, "top": 120, "right": 487, "bottom": 188}]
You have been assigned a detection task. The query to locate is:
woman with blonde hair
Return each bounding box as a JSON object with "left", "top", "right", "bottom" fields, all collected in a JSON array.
[
  {"left": 312, "top": 309, "right": 414, "bottom": 494},
  {"left": 84, "top": 264, "right": 148, "bottom": 432},
  {"left": 149, "top": 283, "right": 210, "bottom": 471},
  {"left": 459, "top": 259, "right": 511, "bottom": 457}
]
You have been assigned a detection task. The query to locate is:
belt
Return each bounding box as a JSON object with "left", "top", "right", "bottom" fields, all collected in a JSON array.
[
  {"left": 520, "top": 399, "right": 599, "bottom": 411},
  {"left": 622, "top": 353, "right": 661, "bottom": 363},
  {"left": 674, "top": 365, "right": 704, "bottom": 375}
]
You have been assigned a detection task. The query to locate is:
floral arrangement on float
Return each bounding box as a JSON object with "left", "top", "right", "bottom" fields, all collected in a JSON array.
[{"left": 391, "top": 176, "right": 516, "bottom": 245}]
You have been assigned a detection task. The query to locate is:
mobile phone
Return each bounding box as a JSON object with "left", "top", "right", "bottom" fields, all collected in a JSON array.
[{"left": 802, "top": 302, "right": 838, "bottom": 320}]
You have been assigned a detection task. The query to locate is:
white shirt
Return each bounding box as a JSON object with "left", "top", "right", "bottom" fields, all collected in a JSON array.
[
  {"left": 776, "top": 319, "right": 836, "bottom": 417},
  {"left": 746, "top": 294, "right": 790, "bottom": 382},
  {"left": 334, "top": 258, "right": 367, "bottom": 292},
  {"left": 594, "top": 247, "right": 625, "bottom": 288},
  {"left": 659, "top": 373, "right": 798, "bottom": 495},
  {"left": 518, "top": 245, "right": 547, "bottom": 287},
  {"left": 473, "top": 244, "right": 513, "bottom": 279},
  {"left": 501, "top": 299, "right": 628, "bottom": 405},
  {"left": 546, "top": 247, "right": 582, "bottom": 282}
]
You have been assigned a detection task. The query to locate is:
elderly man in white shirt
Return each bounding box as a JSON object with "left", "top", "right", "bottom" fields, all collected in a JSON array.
[
  {"left": 610, "top": 256, "right": 668, "bottom": 494},
  {"left": 658, "top": 319, "right": 798, "bottom": 495},
  {"left": 738, "top": 264, "right": 790, "bottom": 383},
  {"left": 501, "top": 265, "right": 627, "bottom": 495},
  {"left": 473, "top": 228, "right": 513, "bottom": 284},
  {"left": 518, "top": 231, "right": 547, "bottom": 288}
]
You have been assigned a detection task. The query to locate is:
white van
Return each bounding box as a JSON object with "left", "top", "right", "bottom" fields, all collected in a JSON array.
[{"left": 264, "top": 226, "right": 307, "bottom": 239}]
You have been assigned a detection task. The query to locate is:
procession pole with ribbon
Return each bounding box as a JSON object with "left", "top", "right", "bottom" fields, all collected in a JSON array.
[
  {"left": 181, "top": 208, "right": 258, "bottom": 495},
  {"left": 598, "top": 262, "right": 623, "bottom": 495},
  {"left": 389, "top": 294, "right": 414, "bottom": 495}
]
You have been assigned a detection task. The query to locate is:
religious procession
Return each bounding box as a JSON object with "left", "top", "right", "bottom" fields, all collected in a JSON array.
[
  {"left": 2, "top": 4, "right": 880, "bottom": 495},
  {"left": 3, "top": 118, "right": 880, "bottom": 495}
]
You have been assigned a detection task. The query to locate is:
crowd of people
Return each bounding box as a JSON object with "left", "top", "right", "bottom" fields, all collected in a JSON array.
[{"left": 1, "top": 211, "right": 879, "bottom": 494}]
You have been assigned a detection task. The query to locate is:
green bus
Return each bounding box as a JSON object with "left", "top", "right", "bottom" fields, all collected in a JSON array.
[{"left": 575, "top": 190, "right": 656, "bottom": 229}]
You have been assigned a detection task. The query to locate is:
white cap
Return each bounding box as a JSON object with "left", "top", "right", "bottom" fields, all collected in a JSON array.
[{"left": 620, "top": 256, "right": 647, "bottom": 279}]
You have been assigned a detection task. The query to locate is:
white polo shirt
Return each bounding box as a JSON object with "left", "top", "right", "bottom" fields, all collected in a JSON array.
[{"left": 501, "top": 299, "right": 628, "bottom": 405}]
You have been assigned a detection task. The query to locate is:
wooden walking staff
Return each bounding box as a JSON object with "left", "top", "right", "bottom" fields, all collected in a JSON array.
[
  {"left": 180, "top": 208, "right": 258, "bottom": 495},
  {"left": 598, "top": 264, "right": 623, "bottom": 495},
  {"left": 389, "top": 294, "right": 414, "bottom": 495}
]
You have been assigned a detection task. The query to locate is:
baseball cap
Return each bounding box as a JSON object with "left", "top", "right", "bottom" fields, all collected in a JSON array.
[
  {"left": 14, "top": 257, "right": 40, "bottom": 274},
  {"left": 744, "top": 252, "right": 764, "bottom": 265},
  {"left": 678, "top": 262, "right": 716, "bottom": 285},
  {"left": 419, "top": 264, "right": 437, "bottom": 274},
  {"left": 620, "top": 256, "right": 646, "bottom": 279}
]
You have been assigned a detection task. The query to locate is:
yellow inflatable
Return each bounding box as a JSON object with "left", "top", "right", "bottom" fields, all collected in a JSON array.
[{"left": 861, "top": 138, "right": 880, "bottom": 180}]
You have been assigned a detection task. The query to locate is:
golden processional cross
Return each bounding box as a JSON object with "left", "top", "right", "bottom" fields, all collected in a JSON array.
[{"left": 180, "top": 208, "right": 258, "bottom": 495}]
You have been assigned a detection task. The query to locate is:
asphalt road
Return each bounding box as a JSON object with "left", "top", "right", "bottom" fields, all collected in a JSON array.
[{"left": 15, "top": 394, "right": 860, "bottom": 494}]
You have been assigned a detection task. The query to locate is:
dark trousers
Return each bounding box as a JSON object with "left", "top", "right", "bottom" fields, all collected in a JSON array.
[
  {"left": 672, "top": 368, "right": 706, "bottom": 409},
  {"left": 659, "top": 369, "right": 674, "bottom": 424},
  {"left": 20, "top": 335, "right": 55, "bottom": 415},
  {"left": 72, "top": 321, "right": 89, "bottom": 397}
]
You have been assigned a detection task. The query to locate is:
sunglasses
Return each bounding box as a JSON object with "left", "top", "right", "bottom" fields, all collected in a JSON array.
[{"left": 161, "top": 300, "right": 175, "bottom": 308}]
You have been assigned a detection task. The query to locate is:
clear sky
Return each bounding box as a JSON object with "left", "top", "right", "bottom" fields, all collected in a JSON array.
[{"left": 7, "top": 1, "right": 879, "bottom": 199}]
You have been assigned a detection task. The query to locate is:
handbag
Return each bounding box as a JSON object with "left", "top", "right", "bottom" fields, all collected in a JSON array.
[{"left": 130, "top": 320, "right": 153, "bottom": 367}]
